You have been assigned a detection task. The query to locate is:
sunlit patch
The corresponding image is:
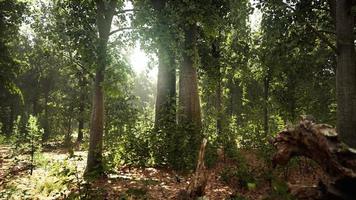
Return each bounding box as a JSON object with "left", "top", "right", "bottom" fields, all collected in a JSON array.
[{"left": 129, "top": 43, "right": 158, "bottom": 81}]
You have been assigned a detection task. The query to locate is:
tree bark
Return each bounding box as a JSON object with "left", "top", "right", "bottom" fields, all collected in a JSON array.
[
  {"left": 77, "top": 75, "right": 86, "bottom": 143},
  {"left": 212, "top": 39, "right": 223, "bottom": 135},
  {"left": 272, "top": 117, "right": 356, "bottom": 199},
  {"left": 152, "top": 0, "right": 176, "bottom": 129},
  {"left": 42, "top": 89, "right": 50, "bottom": 141},
  {"left": 263, "top": 75, "right": 269, "bottom": 136},
  {"left": 85, "top": 0, "right": 116, "bottom": 176},
  {"left": 336, "top": 0, "right": 356, "bottom": 148},
  {"left": 216, "top": 77, "right": 222, "bottom": 135},
  {"left": 227, "top": 77, "right": 243, "bottom": 120},
  {"left": 155, "top": 45, "right": 176, "bottom": 129},
  {"left": 177, "top": 138, "right": 208, "bottom": 200},
  {"left": 64, "top": 115, "right": 72, "bottom": 147},
  {"left": 178, "top": 24, "right": 202, "bottom": 130}
]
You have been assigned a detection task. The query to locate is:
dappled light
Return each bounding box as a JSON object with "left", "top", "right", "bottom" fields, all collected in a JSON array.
[{"left": 1, "top": 0, "right": 356, "bottom": 199}]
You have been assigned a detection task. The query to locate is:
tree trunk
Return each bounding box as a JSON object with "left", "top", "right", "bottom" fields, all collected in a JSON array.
[
  {"left": 32, "top": 98, "right": 38, "bottom": 116},
  {"left": 155, "top": 46, "right": 176, "bottom": 129},
  {"left": 335, "top": 0, "right": 356, "bottom": 148},
  {"left": 216, "top": 77, "right": 222, "bottom": 135},
  {"left": 77, "top": 75, "right": 85, "bottom": 143},
  {"left": 212, "top": 39, "right": 223, "bottom": 135},
  {"left": 64, "top": 115, "right": 72, "bottom": 147},
  {"left": 86, "top": 62, "right": 105, "bottom": 176},
  {"left": 42, "top": 90, "right": 50, "bottom": 141},
  {"left": 152, "top": 0, "right": 176, "bottom": 129},
  {"left": 85, "top": 0, "right": 116, "bottom": 176},
  {"left": 177, "top": 138, "right": 208, "bottom": 200},
  {"left": 178, "top": 24, "right": 202, "bottom": 130},
  {"left": 227, "top": 75, "right": 243, "bottom": 122},
  {"left": 263, "top": 75, "right": 269, "bottom": 136}
]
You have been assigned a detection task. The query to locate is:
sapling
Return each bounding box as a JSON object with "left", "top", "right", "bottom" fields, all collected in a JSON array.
[{"left": 26, "top": 115, "right": 43, "bottom": 175}]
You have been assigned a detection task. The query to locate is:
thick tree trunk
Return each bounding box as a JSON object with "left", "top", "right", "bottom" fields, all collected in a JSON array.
[
  {"left": 155, "top": 46, "right": 176, "bottom": 128},
  {"left": 152, "top": 0, "right": 176, "bottom": 129},
  {"left": 227, "top": 75, "right": 243, "bottom": 122},
  {"left": 85, "top": 0, "right": 115, "bottom": 176},
  {"left": 86, "top": 64, "right": 105, "bottom": 175},
  {"left": 335, "top": 0, "right": 356, "bottom": 148},
  {"left": 178, "top": 25, "right": 202, "bottom": 130},
  {"left": 212, "top": 39, "right": 223, "bottom": 135}
]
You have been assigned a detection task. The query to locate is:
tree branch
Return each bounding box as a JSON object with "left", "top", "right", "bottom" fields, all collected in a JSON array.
[
  {"left": 109, "top": 27, "right": 134, "bottom": 36},
  {"left": 114, "top": 9, "right": 137, "bottom": 15},
  {"left": 282, "top": 2, "right": 338, "bottom": 54},
  {"left": 63, "top": 54, "right": 95, "bottom": 80},
  {"left": 317, "top": 29, "right": 335, "bottom": 35}
]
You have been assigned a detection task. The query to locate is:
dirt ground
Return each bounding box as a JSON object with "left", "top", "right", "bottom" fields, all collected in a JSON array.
[{"left": 0, "top": 145, "right": 324, "bottom": 200}]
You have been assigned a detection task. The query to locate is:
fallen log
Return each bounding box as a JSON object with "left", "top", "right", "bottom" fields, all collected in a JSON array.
[{"left": 271, "top": 116, "right": 356, "bottom": 200}]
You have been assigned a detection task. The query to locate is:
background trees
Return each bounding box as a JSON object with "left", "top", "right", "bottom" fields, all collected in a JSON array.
[
  {"left": 0, "top": 0, "right": 27, "bottom": 136},
  {"left": 1, "top": 0, "right": 355, "bottom": 192}
]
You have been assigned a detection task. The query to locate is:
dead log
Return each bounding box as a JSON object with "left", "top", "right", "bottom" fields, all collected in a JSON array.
[
  {"left": 271, "top": 116, "right": 356, "bottom": 200},
  {"left": 177, "top": 138, "right": 208, "bottom": 200}
]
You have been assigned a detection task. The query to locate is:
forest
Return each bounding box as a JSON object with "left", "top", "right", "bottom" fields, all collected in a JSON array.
[{"left": 1, "top": 0, "right": 356, "bottom": 199}]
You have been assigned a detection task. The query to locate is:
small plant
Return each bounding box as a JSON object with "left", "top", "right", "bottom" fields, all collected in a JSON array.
[
  {"left": 0, "top": 134, "right": 6, "bottom": 144},
  {"left": 26, "top": 115, "right": 43, "bottom": 175},
  {"left": 227, "top": 194, "right": 248, "bottom": 200},
  {"left": 220, "top": 157, "right": 257, "bottom": 190},
  {"left": 263, "top": 179, "right": 296, "bottom": 200}
]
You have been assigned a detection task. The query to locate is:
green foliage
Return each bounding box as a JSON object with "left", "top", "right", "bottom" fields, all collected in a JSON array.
[
  {"left": 123, "top": 187, "right": 150, "bottom": 199},
  {"left": 0, "top": 133, "right": 5, "bottom": 144},
  {"left": 220, "top": 164, "right": 256, "bottom": 189},
  {"left": 26, "top": 115, "right": 43, "bottom": 150},
  {"left": 264, "top": 179, "right": 296, "bottom": 200},
  {"left": 227, "top": 195, "right": 248, "bottom": 200},
  {"left": 0, "top": 1, "right": 342, "bottom": 199},
  {"left": 0, "top": 152, "right": 84, "bottom": 199},
  {"left": 220, "top": 152, "right": 259, "bottom": 189}
]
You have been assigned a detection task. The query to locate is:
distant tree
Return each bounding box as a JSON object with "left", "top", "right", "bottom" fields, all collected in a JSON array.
[{"left": 0, "top": 0, "right": 27, "bottom": 135}]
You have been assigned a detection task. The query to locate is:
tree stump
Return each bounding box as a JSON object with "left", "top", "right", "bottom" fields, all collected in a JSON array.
[
  {"left": 271, "top": 116, "right": 356, "bottom": 200},
  {"left": 177, "top": 138, "right": 208, "bottom": 200}
]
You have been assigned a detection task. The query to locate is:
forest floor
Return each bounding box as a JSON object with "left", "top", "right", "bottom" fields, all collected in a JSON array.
[{"left": 0, "top": 144, "right": 325, "bottom": 200}]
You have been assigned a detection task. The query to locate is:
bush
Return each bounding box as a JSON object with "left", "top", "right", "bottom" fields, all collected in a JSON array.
[
  {"left": 220, "top": 162, "right": 257, "bottom": 189},
  {"left": 264, "top": 179, "right": 296, "bottom": 200}
]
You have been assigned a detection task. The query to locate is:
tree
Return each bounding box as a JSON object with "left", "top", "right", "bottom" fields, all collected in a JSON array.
[
  {"left": 152, "top": 0, "right": 177, "bottom": 129},
  {"left": 53, "top": 0, "right": 96, "bottom": 143},
  {"left": 0, "top": 0, "right": 27, "bottom": 135},
  {"left": 133, "top": 0, "right": 177, "bottom": 130},
  {"left": 335, "top": 0, "right": 356, "bottom": 148},
  {"left": 85, "top": 0, "right": 117, "bottom": 176},
  {"left": 178, "top": 23, "right": 202, "bottom": 131}
]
